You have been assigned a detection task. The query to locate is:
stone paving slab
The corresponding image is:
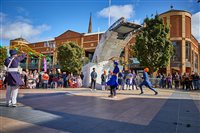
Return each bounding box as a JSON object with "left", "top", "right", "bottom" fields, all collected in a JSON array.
[
  {"left": 0, "top": 88, "right": 199, "bottom": 133},
  {"left": 0, "top": 116, "right": 70, "bottom": 133}
]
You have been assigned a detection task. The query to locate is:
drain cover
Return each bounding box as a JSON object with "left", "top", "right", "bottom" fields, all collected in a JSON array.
[{"left": 186, "top": 124, "right": 191, "bottom": 127}]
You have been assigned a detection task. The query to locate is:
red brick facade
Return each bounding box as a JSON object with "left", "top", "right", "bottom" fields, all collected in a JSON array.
[{"left": 10, "top": 10, "right": 199, "bottom": 73}]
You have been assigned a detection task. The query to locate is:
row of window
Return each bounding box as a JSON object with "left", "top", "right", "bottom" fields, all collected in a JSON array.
[
  {"left": 44, "top": 41, "right": 56, "bottom": 48},
  {"left": 173, "top": 41, "right": 198, "bottom": 68}
]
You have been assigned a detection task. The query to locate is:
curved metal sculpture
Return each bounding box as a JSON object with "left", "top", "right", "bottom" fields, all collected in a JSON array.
[
  {"left": 83, "top": 17, "right": 142, "bottom": 88},
  {"left": 92, "top": 17, "right": 142, "bottom": 63}
]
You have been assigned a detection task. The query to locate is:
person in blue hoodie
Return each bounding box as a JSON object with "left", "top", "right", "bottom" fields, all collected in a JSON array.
[
  {"left": 107, "top": 61, "right": 119, "bottom": 98},
  {"left": 139, "top": 68, "right": 158, "bottom": 95}
]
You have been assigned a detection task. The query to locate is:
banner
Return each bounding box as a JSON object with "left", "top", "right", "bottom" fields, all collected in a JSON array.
[{"left": 43, "top": 58, "right": 47, "bottom": 72}]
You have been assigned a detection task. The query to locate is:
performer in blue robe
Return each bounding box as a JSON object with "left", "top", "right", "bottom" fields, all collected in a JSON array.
[
  {"left": 139, "top": 68, "right": 158, "bottom": 95},
  {"left": 107, "top": 61, "right": 119, "bottom": 98},
  {"left": 4, "top": 50, "right": 26, "bottom": 107}
]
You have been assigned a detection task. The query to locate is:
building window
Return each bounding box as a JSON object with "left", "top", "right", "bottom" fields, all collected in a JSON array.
[
  {"left": 191, "top": 50, "right": 194, "bottom": 64},
  {"left": 195, "top": 53, "right": 198, "bottom": 69},
  {"left": 185, "top": 41, "right": 191, "bottom": 61},
  {"left": 44, "top": 41, "right": 49, "bottom": 47},
  {"left": 172, "top": 41, "right": 181, "bottom": 61},
  {"left": 49, "top": 42, "right": 56, "bottom": 48}
]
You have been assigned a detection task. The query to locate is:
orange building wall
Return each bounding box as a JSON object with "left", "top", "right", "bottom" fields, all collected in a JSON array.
[
  {"left": 163, "top": 17, "right": 167, "bottom": 25},
  {"left": 83, "top": 35, "right": 99, "bottom": 42},
  {"left": 185, "top": 16, "right": 191, "bottom": 39},
  {"left": 83, "top": 42, "right": 98, "bottom": 48},
  {"left": 170, "top": 15, "right": 182, "bottom": 37},
  {"left": 55, "top": 38, "right": 82, "bottom": 46}
]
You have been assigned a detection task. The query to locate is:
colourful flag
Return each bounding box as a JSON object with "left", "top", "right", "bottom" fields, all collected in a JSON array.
[{"left": 44, "top": 58, "right": 47, "bottom": 72}]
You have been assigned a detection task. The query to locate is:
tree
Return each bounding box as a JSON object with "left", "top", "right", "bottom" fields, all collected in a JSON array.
[
  {"left": 0, "top": 46, "right": 7, "bottom": 67},
  {"left": 133, "top": 15, "right": 174, "bottom": 73},
  {"left": 57, "top": 42, "right": 86, "bottom": 73}
]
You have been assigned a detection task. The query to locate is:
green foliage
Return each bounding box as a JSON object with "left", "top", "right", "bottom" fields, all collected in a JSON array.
[
  {"left": 81, "top": 57, "right": 89, "bottom": 66},
  {"left": 0, "top": 47, "right": 7, "bottom": 67},
  {"left": 57, "top": 42, "right": 85, "bottom": 73},
  {"left": 133, "top": 15, "right": 174, "bottom": 73}
]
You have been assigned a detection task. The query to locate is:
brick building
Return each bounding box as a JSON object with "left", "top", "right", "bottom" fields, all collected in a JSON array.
[
  {"left": 10, "top": 9, "right": 199, "bottom": 73},
  {"left": 159, "top": 9, "right": 199, "bottom": 73}
]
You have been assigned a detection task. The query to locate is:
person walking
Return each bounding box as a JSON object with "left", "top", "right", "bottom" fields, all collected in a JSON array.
[
  {"left": 90, "top": 68, "right": 97, "bottom": 91},
  {"left": 4, "top": 49, "right": 26, "bottom": 107},
  {"left": 139, "top": 68, "right": 158, "bottom": 95}
]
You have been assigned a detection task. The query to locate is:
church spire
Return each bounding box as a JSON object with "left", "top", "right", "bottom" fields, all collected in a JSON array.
[{"left": 88, "top": 13, "right": 92, "bottom": 33}]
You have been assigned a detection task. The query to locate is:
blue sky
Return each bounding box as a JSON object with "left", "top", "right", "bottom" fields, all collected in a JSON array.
[{"left": 1, "top": 0, "right": 200, "bottom": 46}]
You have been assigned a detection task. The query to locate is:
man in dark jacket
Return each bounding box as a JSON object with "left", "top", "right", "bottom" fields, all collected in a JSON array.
[
  {"left": 90, "top": 68, "right": 97, "bottom": 91},
  {"left": 4, "top": 49, "right": 26, "bottom": 107}
]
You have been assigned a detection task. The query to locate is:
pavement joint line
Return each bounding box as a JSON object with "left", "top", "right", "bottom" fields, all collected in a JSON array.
[{"left": 1, "top": 88, "right": 199, "bottom": 133}]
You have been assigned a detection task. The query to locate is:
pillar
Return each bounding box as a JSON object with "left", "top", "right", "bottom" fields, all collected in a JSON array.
[
  {"left": 26, "top": 55, "right": 29, "bottom": 70},
  {"left": 81, "top": 37, "right": 84, "bottom": 48},
  {"left": 38, "top": 58, "right": 41, "bottom": 72},
  {"left": 166, "top": 16, "right": 171, "bottom": 75},
  {"left": 181, "top": 39, "right": 186, "bottom": 74},
  {"left": 53, "top": 49, "right": 57, "bottom": 67},
  {"left": 124, "top": 45, "right": 129, "bottom": 71},
  {"left": 181, "top": 15, "right": 186, "bottom": 74}
]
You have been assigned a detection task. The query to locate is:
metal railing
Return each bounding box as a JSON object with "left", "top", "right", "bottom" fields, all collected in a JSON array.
[{"left": 134, "top": 77, "right": 162, "bottom": 88}]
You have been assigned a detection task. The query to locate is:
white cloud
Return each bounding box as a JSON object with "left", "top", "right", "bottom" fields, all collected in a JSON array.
[
  {"left": 2, "top": 22, "right": 50, "bottom": 39},
  {"left": 1, "top": 12, "right": 50, "bottom": 41},
  {"left": 98, "top": 4, "right": 134, "bottom": 23},
  {"left": 133, "top": 19, "right": 142, "bottom": 24},
  {"left": 192, "top": 12, "right": 200, "bottom": 42},
  {"left": 15, "top": 16, "right": 32, "bottom": 23}
]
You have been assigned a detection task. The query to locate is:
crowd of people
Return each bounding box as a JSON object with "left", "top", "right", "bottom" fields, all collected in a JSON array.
[
  {"left": 2, "top": 49, "right": 200, "bottom": 107},
  {"left": 91, "top": 62, "right": 158, "bottom": 98},
  {"left": 20, "top": 70, "right": 84, "bottom": 89},
  {"left": 156, "top": 72, "right": 200, "bottom": 91},
  {"left": 12, "top": 68, "right": 200, "bottom": 92},
  {"left": 97, "top": 69, "right": 200, "bottom": 92}
]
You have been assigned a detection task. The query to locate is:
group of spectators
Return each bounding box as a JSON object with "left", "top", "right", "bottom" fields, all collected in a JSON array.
[
  {"left": 157, "top": 72, "right": 200, "bottom": 91},
  {"left": 97, "top": 70, "right": 200, "bottom": 91},
  {"left": 20, "top": 70, "right": 84, "bottom": 89},
  {"left": 99, "top": 70, "right": 142, "bottom": 91}
]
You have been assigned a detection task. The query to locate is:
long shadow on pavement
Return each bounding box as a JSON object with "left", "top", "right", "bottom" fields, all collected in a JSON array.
[{"left": 0, "top": 91, "right": 199, "bottom": 133}]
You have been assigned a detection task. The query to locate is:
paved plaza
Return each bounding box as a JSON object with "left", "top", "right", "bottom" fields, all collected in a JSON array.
[{"left": 0, "top": 88, "right": 199, "bottom": 133}]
